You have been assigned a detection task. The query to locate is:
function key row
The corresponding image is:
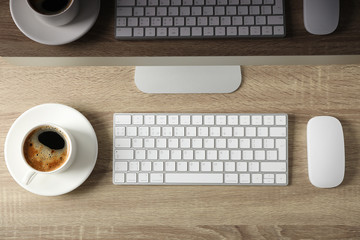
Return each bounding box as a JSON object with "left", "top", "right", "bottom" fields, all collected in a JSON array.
[{"left": 114, "top": 114, "right": 287, "bottom": 126}]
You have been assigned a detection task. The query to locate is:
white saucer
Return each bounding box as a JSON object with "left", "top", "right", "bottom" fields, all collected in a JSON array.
[
  {"left": 10, "top": 0, "right": 100, "bottom": 45},
  {"left": 4, "top": 104, "right": 98, "bottom": 196}
]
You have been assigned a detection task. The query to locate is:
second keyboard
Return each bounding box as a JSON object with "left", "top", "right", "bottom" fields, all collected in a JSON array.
[{"left": 115, "top": 0, "right": 286, "bottom": 39}]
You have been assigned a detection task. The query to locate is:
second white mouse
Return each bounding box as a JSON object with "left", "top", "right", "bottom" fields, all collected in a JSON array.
[
  {"left": 307, "top": 116, "right": 345, "bottom": 188},
  {"left": 304, "top": 0, "right": 339, "bottom": 35}
]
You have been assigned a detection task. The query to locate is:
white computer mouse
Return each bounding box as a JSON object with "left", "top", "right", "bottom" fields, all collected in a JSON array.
[
  {"left": 303, "top": 0, "right": 339, "bottom": 35},
  {"left": 307, "top": 116, "right": 345, "bottom": 188}
]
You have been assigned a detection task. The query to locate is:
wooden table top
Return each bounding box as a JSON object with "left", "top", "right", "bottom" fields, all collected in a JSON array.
[
  {"left": 0, "top": 58, "right": 359, "bottom": 239},
  {"left": 1, "top": 0, "right": 360, "bottom": 57}
]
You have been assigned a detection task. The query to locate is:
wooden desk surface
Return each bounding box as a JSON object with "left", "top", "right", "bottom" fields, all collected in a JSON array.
[
  {"left": 1, "top": 0, "right": 360, "bottom": 57},
  {"left": 0, "top": 58, "right": 359, "bottom": 239}
]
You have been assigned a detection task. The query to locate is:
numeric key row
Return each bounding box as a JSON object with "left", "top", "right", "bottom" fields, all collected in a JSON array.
[
  {"left": 115, "top": 126, "right": 286, "bottom": 137},
  {"left": 115, "top": 114, "right": 286, "bottom": 125},
  {"left": 115, "top": 161, "right": 286, "bottom": 172}
]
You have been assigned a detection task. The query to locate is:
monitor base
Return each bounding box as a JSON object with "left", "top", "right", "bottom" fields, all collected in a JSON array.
[{"left": 134, "top": 66, "right": 242, "bottom": 94}]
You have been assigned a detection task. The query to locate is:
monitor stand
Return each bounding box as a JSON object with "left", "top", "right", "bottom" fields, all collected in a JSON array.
[{"left": 134, "top": 66, "right": 242, "bottom": 93}]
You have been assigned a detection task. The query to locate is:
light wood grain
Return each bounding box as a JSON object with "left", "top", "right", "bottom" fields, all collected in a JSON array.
[
  {"left": 1, "top": 0, "right": 360, "bottom": 56},
  {"left": 0, "top": 58, "right": 359, "bottom": 239}
]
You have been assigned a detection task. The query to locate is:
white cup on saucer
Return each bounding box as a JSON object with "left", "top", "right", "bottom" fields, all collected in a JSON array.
[
  {"left": 26, "top": 0, "right": 79, "bottom": 26},
  {"left": 21, "top": 123, "right": 77, "bottom": 185}
]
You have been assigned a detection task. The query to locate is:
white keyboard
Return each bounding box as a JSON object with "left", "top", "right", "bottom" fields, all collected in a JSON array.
[
  {"left": 115, "top": 0, "right": 286, "bottom": 39},
  {"left": 113, "top": 113, "right": 288, "bottom": 185}
]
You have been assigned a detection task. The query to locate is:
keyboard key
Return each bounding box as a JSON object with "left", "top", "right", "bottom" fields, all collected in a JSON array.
[
  {"left": 144, "top": 115, "right": 155, "bottom": 124},
  {"left": 117, "top": 0, "right": 135, "bottom": 6},
  {"left": 267, "top": 150, "right": 277, "bottom": 160},
  {"left": 141, "top": 162, "right": 152, "bottom": 171},
  {"left": 225, "top": 174, "right": 238, "bottom": 183},
  {"left": 204, "top": 115, "right": 215, "bottom": 125},
  {"left": 274, "top": 26, "right": 285, "bottom": 35},
  {"left": 165, "top": 173, "right": 223, "bottom": 183},
  {"left": 216, "top": 115, "right": 226, "bottom": 125},
  {"left": 240, "top": 115, "right": 250, "bottom": 125},
  {"left": 117, "top": 7, "right": 132, "bottom": 16},
  {"left": 189, "top": 162, "right": 200, "bottom": 171},
  {"left": 249, "top": 162, "right": 259, "bottom": 172},
  {"left": 115, "top": 115, "right": 131, "bottom": 124},
  {"left": 114, "top": 173, "right": 125, "bottom": 183},
  {"left": 276, "top": 174, "right": 287, "bottom": 184},
  {"left": 276, "top": 115, "right": 286, "bottom": 125},
  {"left": 147, "top": 150, "right": 158, "bottom": 159},
  {"left": 115, "top": 138, "right": 131, "bottom": 148},
  {"left": 239, "top": 174, "right": 250, "bottom": 183},
  {"left": 129, "top": 162, "right": 140, "bottom": 171},
  {"left": 156, "top": 115, "right": 167, "bottom": 125},
  {"left": 153, "top": 162, "right": 164, "bottom": 171},
  {"left": 270, "top": 127, "right": 286, "bottom": 137},
  {"left": 231, "top": 150, "right": 241, "bottom": 160},
  {"left": 165, "top": 162, "right": 176, "bottom": 171},
  {"left": 126, "top": 173, "right": 137, "bottom": 182},
  {"left": 115, "top": 150, "right": 134, "bottom": 159},
  {"left": 180, "top": 115, "right": 191, "bottom": 125},
  {"left": 177, "top": 162, "right": 188, "bottom": 171},
  {"left": 237, "top": 162, "right": 247, "bottom": 172},
  {"left": 225, "top": 162, "right": 235, "bottom": 171},
  {"left": 201, "top": 162, "right": 211, "bottom": 171},
  {"left": 132, "top": 138, "right": 143, "bottom": 148},
  {"left": 252, "top": 174, "right": 262, "bottom": 184},
  {"left": 135, "top": 150, "right": 146, "bottom": 159},
  {"left": 213, "top": 162, "right": 223, "bottom": 171},
  {"left": 267, "top": 16, "right": 284, "bottom": 25},
  {"left": 150, "top": 173, "right": 164, "bottom": 183},
  {"left": 169, "top": 115, "right": 179, "bottom": 124},
  {"left": 252, "top": 115, "right": 262, "bottom": 125},
  {"left": 261, "top": 162, "right": 286, "bottom": 172},
  {"left": 115, "top": 162, "right": 128, "bottom": 171},
  {"left": 139, "top": 173, "right": 149, "bottom": 183}
]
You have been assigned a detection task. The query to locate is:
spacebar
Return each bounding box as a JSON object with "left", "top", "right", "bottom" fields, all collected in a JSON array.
[{"left": 165, "top": 173, "right": 223, "bottom": 183}]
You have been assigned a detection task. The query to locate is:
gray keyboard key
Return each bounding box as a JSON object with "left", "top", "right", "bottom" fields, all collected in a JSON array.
[
  {"left": 157, "top": 27, "right": 167, "bottom": 36},
  {"left": 116, "top": 28, "right": 132, "bottom": 37},
  {"left": 180, "top": 27, "right": 191, "bottom": 36},
  {"left": 192, "top": 27, "right": 202, "bottom": 36},
  {"left": 117, "top": 18, "right": 127, "bottom": 27},
  {"left": 169, "top": 27, "right": 179, "bottom": 36},
  {"left": 267, "top": 15, "right": 283, "bottom": 25},
  {"left": 238, "top": 26, "right": 249, "bottom": 35},
  {"left": 274, "top": 25, "right": 284, "bottom": 35},
  {"left": 133, "top": 28, "right": 144, "bottom": 36},
  {"left": 117, "top": 7, "right": 132, "bottom": 16},
  {"left": 145, "top": 28, "right": 156, "bottom": 36}
]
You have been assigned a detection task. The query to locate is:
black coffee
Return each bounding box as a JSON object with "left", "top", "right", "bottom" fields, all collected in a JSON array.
[
  {"left": 23, "top": 125, "right": 69, "bottom": 172},
  {"left": 28, "top": 0, "right": 72, "bottom": 15},
  {"left": 38, "top": 131, "right": 65, "bottom": 150}
]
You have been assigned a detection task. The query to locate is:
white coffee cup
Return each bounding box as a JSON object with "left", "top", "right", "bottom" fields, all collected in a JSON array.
[
  {"left": 27, "top": 0, "right": 80, "bottom": 26},
  {"left": 21, "top": 123, "right": 76, "bottom": 185}
]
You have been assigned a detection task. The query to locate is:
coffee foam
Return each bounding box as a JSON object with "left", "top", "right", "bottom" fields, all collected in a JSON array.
[{"left": 23, "top": 126, "right": 69, "bottom": 172}]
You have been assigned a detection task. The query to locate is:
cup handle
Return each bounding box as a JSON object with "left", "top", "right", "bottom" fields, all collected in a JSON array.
[{"left": 22, "top": 170, "right": 37, "bottom": 185}]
